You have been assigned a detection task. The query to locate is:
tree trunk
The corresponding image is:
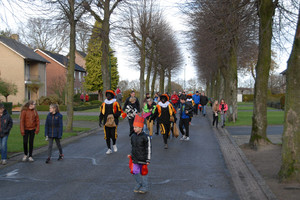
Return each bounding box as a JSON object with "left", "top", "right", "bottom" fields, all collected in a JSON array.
[
  {"left": 167, "top": 69, "right": 171, "bottom": 94},
  {"left": 249, "top": 0, "right": 276, "bottom": 147},
  {"left": 225, "top": 44, "right": 238, "bottom": 123},
  {"left": 145, "top": 42, "right": 154, "bottom": 94},
  {"left": 66, "top": 1, "right": 76, "bottom": 132},
  {"left": 279, "top": 8, "right": 300, "bottom": 182},
  {"left": 101, "top": 1, "right": 111, "bottom": 99},
  {"left": 159, "top": 66, "right": 165, "bottom": 94},
  {"left": 139, "top": 36, "right": 146, "bottom": 109},
  {"left": 151, "top": 64, "right": 157, "bottom": 97}
]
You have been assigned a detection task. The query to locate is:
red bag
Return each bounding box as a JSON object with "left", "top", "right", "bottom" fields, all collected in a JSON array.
[
  {"left": 141, "top": 165, "right": 148, "bottom": 176},
  {"left": 128, "top": 155, "right": 133, "bottom": 174}
]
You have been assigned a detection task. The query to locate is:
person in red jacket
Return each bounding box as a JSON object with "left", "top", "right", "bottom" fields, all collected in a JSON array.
[
  {"left": 219, "top": 99, "right": 228, "bottom": 128},
  {"left": 85, "top": 94, "right": 89, "bottom": 102},
  {"left": 170, "top": 91, "right": 179, "bottom": 110},
  {"left": 20, "top": 100, "right": 40, "bottom": 162}
]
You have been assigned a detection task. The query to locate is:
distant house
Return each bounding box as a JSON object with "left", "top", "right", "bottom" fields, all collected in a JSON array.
[
  {"left": 0, "top": 35, "right": 48, "bottom": 104},
  {"left": 75, "top": 50, "right": 87, "bottom": 70},
  {"left": 35, "top": 49, "right": 86, "bottom": 96}
]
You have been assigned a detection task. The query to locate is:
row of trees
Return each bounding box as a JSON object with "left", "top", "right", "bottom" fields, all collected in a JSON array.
[
  {"left": 186, "top": 0, "right": 300, "bottom": 182},
  {"left": 1, "top": 0, "right": 182, "bottom": 131}
]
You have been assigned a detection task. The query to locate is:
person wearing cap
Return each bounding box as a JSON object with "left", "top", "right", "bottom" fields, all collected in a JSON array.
[
  {"left": 150, "top": 94, "right": 177, "bottom": 149},
  {"left": 128, "top": 114, "right": 151, "bottom": 193},
  {"left": 99, "top": 90, "right": 122, "bottom": 155},
  {"left": 192, "top": 91, "right": 200, "bottom": 115},
  {"left": 0, "top": 103, "right": 13, "bottom": 165}
]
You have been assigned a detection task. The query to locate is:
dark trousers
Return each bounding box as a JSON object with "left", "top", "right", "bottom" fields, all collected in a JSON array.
[
  {"left": 179, "top": 118, "right": 190, "bottom": 137},
  {"left": 23, "top": 130, "right": 35, "bottom": 157},
  {"left": 128, "top": 118, "right": 134, "bottom": 136},
  {"left": 105, "top": 126, "right": 116, "bottom": 149},
  {"left": 194, "top": 104, "right": 199, "bottom": 115},
  {"left": 47, "top": 138, "right": 63, "bottom": 158},
  {"left": 212, "top": 114, "right": 218, "bottom": 127},
  {"left": 159, "top": 123, "right": 170, "bottom": 144}
]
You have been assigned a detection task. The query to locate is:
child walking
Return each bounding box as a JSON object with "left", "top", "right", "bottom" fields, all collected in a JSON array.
[
  {"left": 128, "top": 114, "right": 151, "bottom": 193},
  {"left": 212, "top": 100, "right": 219, "bottom": 128},
  {"left": 45, "top": 104, "right": 63, "bottom": 164},
  {"left": 20, "top": 100, "right": 40, "bottom": 162},
  {"left": 219, "top": 99, "right": 228, "bottom": 128},
  {"left": 179, "top": 96, "right": 193, "bottom": 141}
]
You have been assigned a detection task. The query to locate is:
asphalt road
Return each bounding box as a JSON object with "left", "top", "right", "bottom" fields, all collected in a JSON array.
[{"left": 0, "top": 115, "right": 239, "bottom": 200}]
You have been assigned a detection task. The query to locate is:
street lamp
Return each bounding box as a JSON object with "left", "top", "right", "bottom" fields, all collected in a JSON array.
[{"left": 108, "top": 50, "right": 116, "bottom": 89}]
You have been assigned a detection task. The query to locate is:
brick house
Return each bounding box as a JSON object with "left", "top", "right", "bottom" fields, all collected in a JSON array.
[
  {"left": 75, "top": 50, "right": 87, "bottom": 70},
  {"left": 35, "top": 49, "right": 86, "bottom": 96},
  {"left": 0, "top": 35, "right": 48, "bottom": 104}
]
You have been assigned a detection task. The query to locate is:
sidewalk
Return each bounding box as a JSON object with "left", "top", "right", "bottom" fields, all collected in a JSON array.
[{"left": 206, "top": 107, "right": 277, "bottom": 200}]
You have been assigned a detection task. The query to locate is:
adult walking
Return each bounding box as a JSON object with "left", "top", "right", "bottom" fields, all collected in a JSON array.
[
  {"left": 192, "top": 91, "right": 200, "bottom": 115},
  {"left": 171, "top": 91, "right": 179, "bottom": 110},
  {"left": 200, "top": 92, "right": 208, "bottom": 116},
  {"left": 219, "top": 99, "right": 228, "bottom": 128},
  {"left": 45, "top": 104, "right": 63, "bottom": 164},
  {"left": 20, "top": 100, "right": 40, "bottom": 162},
  {"left": 99, "top": 90, "right": 122, "bottom": 154},
  {"left": 0, "top": 103, "right": 13, "bottom": 165},
  {"left": 150, "top": 94, "right": 177, "bottom": 149}
]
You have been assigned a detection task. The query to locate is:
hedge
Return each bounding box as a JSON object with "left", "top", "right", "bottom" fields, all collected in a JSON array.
[
  {"left": 3, "top": 102, "right": 12, "bottom": 115},
  {"left": 36, "top": 104, "right": 100, "bottom": 111}
]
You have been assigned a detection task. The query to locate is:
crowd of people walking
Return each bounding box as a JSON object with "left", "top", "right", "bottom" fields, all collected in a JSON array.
[{"left": 0, "top": 87, "right": 229, "bottom": 194}]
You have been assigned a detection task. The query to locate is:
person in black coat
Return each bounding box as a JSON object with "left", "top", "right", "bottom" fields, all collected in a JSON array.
[
  {"left": 179, "top": 96, "right": 193, "bottom": 141},
  {"left": 0, "top": 103, "right": 13, "bottom": 165},
  {"left": 128, "top": 114, "right": 151, "bottom": 193},
  {"left": 200, "top": 92, "right": 209, "bottom": 116}
]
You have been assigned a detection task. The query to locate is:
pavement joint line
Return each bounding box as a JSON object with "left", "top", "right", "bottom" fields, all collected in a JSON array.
[{"left": 206, "top": 107, "right": 277, "bottom": 200}]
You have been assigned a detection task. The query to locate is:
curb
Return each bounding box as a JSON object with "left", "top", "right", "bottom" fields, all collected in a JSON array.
[
  {"left": 206, "top": 107, "right": 277, "bottom": 200},
  {"left": 0, "top": 126, "right": 102, "bottom": 169}
]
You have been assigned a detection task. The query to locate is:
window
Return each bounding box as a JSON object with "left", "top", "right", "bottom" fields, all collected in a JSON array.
[{"left": 79, "top": 72, "right": 81, "bottom": 81}]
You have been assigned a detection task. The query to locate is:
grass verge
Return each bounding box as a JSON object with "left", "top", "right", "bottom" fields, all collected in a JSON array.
[{"left": 7, "top": 125, "right": 90, "bottom": 153}]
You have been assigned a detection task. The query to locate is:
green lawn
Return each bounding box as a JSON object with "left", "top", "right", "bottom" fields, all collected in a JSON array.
[
  {"left": 227, "top": 110, "right": 284, "bottom": 126},
  {"left": 7, "top": 125, "right": 90, "bottom": 153}
]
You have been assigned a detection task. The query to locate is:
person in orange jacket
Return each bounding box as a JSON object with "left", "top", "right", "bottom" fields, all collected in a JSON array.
[{"left": 20, "top": 100, "right": 40, "bottom": 162}]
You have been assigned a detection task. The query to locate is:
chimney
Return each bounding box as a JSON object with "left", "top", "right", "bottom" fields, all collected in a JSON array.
[{"left": 10, "top": 34, "right": 19, "bottom": 41}]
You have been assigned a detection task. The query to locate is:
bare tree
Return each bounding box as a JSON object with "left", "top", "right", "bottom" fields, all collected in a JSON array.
[{"left": 20, "top": 18, "right": 68, "bottom": 53}]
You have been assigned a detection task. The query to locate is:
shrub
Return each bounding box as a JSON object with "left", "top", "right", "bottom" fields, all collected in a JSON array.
[
  {"left": 122, "top": 89, "right": 140, "bottom": 102},
  {"left": 280, "top": 95, "right": 285, "bottom": 110},
  {"left": 89, "top": 93, "right": 99, "bottom": 101},
  {"left": 36, "top": 105, "right": 67, "bottom": 111},
  {"left": 243, "top": 94, "right": 254, "bottom": 102},
  {"left": 89, "top": 100, "right": 101, "bottom": 105},
  {"left": 3, "top": 102, "right": 12, "bottom": 115},
  {"left": 38, "top": 95, "right": 63, "bottom": 105}
]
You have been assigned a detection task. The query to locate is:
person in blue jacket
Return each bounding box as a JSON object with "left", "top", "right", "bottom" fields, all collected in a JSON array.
[
  {"left": 192, "top": 91, "right": 200, "bottom": 115},
  {"left": 45, "top": 104, "right": 63, "bottom": 164}
]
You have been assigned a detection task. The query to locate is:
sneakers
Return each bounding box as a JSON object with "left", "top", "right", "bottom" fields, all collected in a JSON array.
[
  {"left": 164, "top": 144, "right": 168, "bottom": 149},
  {"left": 185, "top": 137, "right": 190, "bottom": 141},
  {"left": 22, "top": 155, "right": 28, "bottom": 162},
  {"left": 2, "top": 160, "right": 7, "bottom": 165},
  {"left": 28, "top": 157, "right": 34, "bottom": 162},
  {"left": 58, "top": 154, "right": 64, "bottom": 161},
  {"left": 106, "top": 149, "right": 112, "bottom": 155},
  {"left": 45, "top": 157, "right": 50, "bottom": 164},
  {"left": 180, "top": 136, "right": 187, "bottom": 141},
  {"left": 113, "top": 145, "right": 118, "bottom": 152}
]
